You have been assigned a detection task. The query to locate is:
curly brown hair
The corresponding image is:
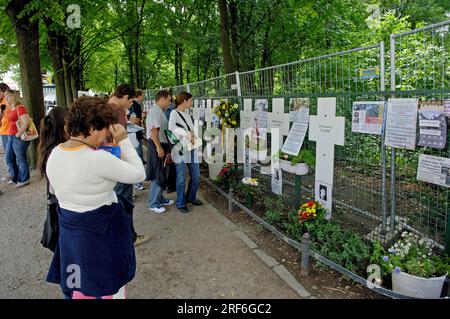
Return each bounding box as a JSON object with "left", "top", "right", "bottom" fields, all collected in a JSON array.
[{"left": 66, "top": 97, "right": 119, "bottom": 137}]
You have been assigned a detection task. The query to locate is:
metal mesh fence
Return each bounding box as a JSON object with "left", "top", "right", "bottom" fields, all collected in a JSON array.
[
  {"left": 388, "top": 20, "right": 450, "bottom": 249},
  {"left": 146, "top": 20, "right": 450, "bottom": 250}
]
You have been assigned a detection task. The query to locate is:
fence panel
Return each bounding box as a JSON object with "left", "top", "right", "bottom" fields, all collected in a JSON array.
[
  {"left": 145, "top": 20, "right": 450, "bottom": 249},
  {"left": 389, "top": 20, "right": 450, "bottom": 248}
]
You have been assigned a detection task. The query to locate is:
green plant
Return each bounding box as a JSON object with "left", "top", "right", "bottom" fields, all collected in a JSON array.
[
  {"left": 277, "top": 149, "right": 315, "bottom": 167},
  {"left": 373, "top": 231, "right": 450, "bottom": 278},
  {"left": 309, "top": 220, "right": 371, "bottom": 273},
  {"left": 263, "top": 197, "right": 285, "bottom": 226}
]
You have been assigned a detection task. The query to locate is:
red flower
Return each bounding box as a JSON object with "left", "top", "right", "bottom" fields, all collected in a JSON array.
[
  {"left": 307, "top": 201, "right": 314, "bottom": 207},
  {"left": 223, "top": 168, "right": 229, "bottom": 174},
  {"left": 302, "top": 212, "right": 308, "bottom": 219}
]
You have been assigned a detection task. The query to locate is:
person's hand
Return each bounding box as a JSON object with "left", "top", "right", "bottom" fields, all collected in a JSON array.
[
  {"left": 15, "top": 132, "right": 21, "bottom": 139},
  {"left": 109, "top": 124, "right": 127, "bottom": 143},
  {"left": 157, "top": 146, "right": 165, "bottom": 159},
  {"left": 131, "top": 117, "right": 141, "bottom": 125},
  {"left": 165, "top": 153, "right": 172, "bottom": 164}
]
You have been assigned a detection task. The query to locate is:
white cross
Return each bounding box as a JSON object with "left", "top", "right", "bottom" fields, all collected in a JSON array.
[
  {"left": 268, "top": 98, "right": 291, "bottom": 146},
  {"left": 309, "top": 97, "right": 345, "bottom": 218}
]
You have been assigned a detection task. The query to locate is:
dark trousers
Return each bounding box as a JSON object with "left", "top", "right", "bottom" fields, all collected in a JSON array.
[
  {"left": 166, "top": 162, "right": 177, "bottom": 192},
  {"left": 114, "top": 182, "right": 137, "bottom": 242}
]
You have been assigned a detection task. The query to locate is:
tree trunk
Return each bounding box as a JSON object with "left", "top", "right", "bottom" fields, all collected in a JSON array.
[
  {"left": 6, "top": 0, "right": 45, "bottom": 167},
  {"left": 229, "top": 0, "right": 239, "bottom": 71},
  {"left": 179, "top": 43, "right": 184, "bottom": 85},
  {"left": 62, "top": 56, "right": 73, "bottom": 106},
  {"left": 127, "top": 39, "right": 135, "bottom": 86},
  {"left": 46, "top": 27, "right": 67, "bottom": 107},
  {"left": 175, "top": 43, "right": 180, "bottom": 85},
  {"left": 218, "top": 0, "right": 235, "bottom": 75}
]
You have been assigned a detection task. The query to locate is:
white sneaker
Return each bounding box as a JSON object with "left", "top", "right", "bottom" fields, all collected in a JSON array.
[
  {"left": 161, "top": 199, "right": 175, "bottom": 206},
  {"left": 149, "top": 207, "right": 166, "bottom": 214}
]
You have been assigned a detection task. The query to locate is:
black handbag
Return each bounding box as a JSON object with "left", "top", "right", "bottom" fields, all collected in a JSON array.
[{"left": 40, "top": 179, "right": 59, "bottom": 252}]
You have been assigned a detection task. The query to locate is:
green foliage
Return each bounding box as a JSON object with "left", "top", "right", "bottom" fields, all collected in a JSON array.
[
  {"left": 372, "top": 232, "right": 450, "bottom": 279},
  {"left": 277, "top": 149, "right": 315, "bottom": 167},
  {"left": 309, "top": 221, "right": 371, "bottom": 273},
  {"left": 263, "top": 197, "right": 285, "bottom": 225}
]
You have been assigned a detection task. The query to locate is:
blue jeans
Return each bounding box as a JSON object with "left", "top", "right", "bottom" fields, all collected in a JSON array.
[
  {"left": 1, "top": 135, "right": 17, "bottom": 179},
  {"left": 135, "top": 139, "right": 144, "bottom": 163},
  {"left": 175, "top": 151, "right": 200, "bottom": 208},
  {"left": 147, "top": 180, "right": 168, "bottom": 209},
  {"left": 6, "top": 135, "right": 28, "bottom": 183}
]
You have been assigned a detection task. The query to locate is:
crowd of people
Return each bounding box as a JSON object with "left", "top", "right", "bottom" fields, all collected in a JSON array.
[{"left": 0, "top": 83, "right": 203, "bottom": 299}]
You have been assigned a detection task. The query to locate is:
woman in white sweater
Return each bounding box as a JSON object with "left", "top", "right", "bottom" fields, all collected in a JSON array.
[
  {"left": 168, "top": 92, "right": 203, "bottom": 214},
  {"left": 45, "top": 97, "right": 145, "bottom": 299}
]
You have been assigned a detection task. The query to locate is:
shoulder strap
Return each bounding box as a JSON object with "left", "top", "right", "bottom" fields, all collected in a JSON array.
[{"left": 175, "top": 110, "right": 192, "bottom": 132}]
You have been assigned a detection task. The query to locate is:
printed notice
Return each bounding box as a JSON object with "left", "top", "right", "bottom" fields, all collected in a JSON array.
[
  {"left": 418, "top": 101, "right": 447, "bottom": 149},
  {"left": 289, "top": 98, "right": 310, "bottom": 123},
  {"left": 384, "top": 98, "right": 419, "bottom": 150},
  {"left": 352, "top": 101, "right": 386, "bottom": 135},
  {"left": 417, "top": 154, "right": 450, "bottom": 188},
  {"left": 281, "top": 122, "right": 308, "bottom": 156},
  {"left": 444, "top": 100, "right": 450, "bottom": 117}
]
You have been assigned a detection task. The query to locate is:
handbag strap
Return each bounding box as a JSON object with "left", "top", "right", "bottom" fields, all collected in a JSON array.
[{"left": 175, "top": 110, "right": 193, "bottom": 132}]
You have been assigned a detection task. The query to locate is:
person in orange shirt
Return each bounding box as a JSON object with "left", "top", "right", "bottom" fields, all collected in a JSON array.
[
  {"left": 0, "top": 83, "right": 18, "bottom": 183},
  {"left": 4, "top": 90, "right": 31, "bottom": 187}
]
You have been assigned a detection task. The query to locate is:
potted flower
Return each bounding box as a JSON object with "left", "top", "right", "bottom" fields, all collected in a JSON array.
[
  {"left": 240, "top": 177, "right": 260, "bottom": 208},
  {"left": 375, "top": 232, "right": 449, "bottom": 298},
  {"left": 216, "top": 163, "right": 240, "bottom": 190},
  {"left": 276, "top": 149, "right": 315, "bottom": 175}
]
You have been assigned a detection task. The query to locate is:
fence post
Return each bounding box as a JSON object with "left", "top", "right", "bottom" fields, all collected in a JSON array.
[
  {"left": 446, "top": 216, "right": 450, "bottom": 255},
  {"left": 295, "top": 175, "right": 302, "bottom": 207},
  {"left": 228, "top": 185, "right": 234, "bottom": 214},
  {"left": 235, "top": 71, "right": 242, "bottom": 97},
  {"left": 301, "top": 233, "right": 310, "bottom": 277},
  {"left": 186, "top": 84, "right": 191, "bottom": 93},
  {"left": 389, "top": 34, "right": 397, "bottom": 232},
  {"left": 380, "top": 41, "right": 388, "bottom": 235}
]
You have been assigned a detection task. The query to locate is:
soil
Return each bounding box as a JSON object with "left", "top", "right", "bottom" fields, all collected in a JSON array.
[{"left": 199, "top": 181, "right": 386, "bottom": 299}]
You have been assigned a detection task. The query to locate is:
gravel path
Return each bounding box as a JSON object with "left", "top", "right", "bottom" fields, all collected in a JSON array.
[{"left": 0, "top": 153, "right": 300, "bottom": 299}]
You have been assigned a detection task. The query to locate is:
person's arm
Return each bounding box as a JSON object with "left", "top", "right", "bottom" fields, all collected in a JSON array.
[
  {"left": 93, "top": 124, "right": 145, "bottom": 184},
  {"left": 16, "top": 106, "right": 30, "bottom": 138},
  {"left": 151, "top": 127, "right": 165, "bottom": 158}
]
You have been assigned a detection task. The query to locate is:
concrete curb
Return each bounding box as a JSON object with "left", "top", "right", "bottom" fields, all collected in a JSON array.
[{"left": 198, "top": 194, "right": 312, "bottom": 299}]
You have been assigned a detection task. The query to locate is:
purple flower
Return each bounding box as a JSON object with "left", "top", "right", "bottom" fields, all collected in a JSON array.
[
  {"left": 383, "top": 256, "right": 389, "bottom": 262},
  {"left": 394, "top": 267, "right": 401, "bottom": 274}
]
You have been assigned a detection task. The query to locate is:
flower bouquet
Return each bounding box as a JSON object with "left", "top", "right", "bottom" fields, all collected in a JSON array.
[
  {"left": 297, "top": 200, "right": 326, "bottom": 223},
  {"left": 213, "top": 99, "right": 239, "bottom": 128},
  {"left": 240, "top": 177, "right": 260, "bottom": 208},
  {"left": 216, "top": 163, "right": 240, "bottom": 190}
]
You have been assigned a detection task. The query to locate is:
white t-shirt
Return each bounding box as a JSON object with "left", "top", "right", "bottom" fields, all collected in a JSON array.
[{"left": 46, "top": 138, "right": 146, "bottom": 213}]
